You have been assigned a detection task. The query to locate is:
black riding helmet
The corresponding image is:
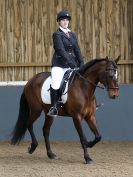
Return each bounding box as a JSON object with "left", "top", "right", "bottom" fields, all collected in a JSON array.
[{"left": 57, "top": 10, "right": 71, "bottom": 22}]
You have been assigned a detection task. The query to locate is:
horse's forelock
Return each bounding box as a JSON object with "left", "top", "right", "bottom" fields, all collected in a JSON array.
[{"left": 107, "top": 57, "right": 118, "bottom": 69}]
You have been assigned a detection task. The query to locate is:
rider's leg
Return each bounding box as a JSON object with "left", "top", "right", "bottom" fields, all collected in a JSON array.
[
  {"left": 47, "top": 67, "right": 67, "bottom": 117},
  {"left": 47, "top": 86, "right": 59, "bottom": 117}
]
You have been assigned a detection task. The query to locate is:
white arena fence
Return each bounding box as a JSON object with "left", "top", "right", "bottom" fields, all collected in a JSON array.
[{"left": 0, "top": 81, "right": 27, "bottom": 86}]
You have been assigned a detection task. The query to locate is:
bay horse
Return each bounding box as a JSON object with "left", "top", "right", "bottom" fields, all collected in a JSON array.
[{"left": 11, "top": 56, "right": 120, "bottom": 164}]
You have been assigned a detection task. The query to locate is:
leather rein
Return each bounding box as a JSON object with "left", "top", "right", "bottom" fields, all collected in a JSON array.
[
  {"left": 62, "top": 66, "right": 119, "bottom": 96},
  {"left": 77, "top": 67, "right": 119, "bottom": 90}
]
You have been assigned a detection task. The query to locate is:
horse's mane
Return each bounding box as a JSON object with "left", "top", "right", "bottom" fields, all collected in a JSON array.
[{"left": 79, "top": 58, "right": 107, "bottom": 74}]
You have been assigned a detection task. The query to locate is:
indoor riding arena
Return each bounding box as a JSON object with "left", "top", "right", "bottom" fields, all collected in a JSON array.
[{"left": 0, "top": 0, "right": 133, "bottom": 177}]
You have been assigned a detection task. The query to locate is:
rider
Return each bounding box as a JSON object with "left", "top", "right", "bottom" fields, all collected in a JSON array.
[{"left": 47, "top": 10, "right": 84, "bottom": 117}]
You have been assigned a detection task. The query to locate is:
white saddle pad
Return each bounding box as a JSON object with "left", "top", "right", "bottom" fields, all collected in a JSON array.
[{"left": 41, "top": 76, "right": 68, "bottom": 104}]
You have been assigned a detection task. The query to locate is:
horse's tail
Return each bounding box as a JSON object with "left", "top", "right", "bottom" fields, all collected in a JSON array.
[{"left": 11, "top": 92, "right": 30, "bottom": 145}]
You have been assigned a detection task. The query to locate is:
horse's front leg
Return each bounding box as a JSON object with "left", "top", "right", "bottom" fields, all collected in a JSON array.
[
  {"left": 85, "top": 115, "right": 101, "bottom": 148},
  {"left": 72, "top": 116, "right": 93, "bottom": 164},
  {"left": 43, "top": 115, "right": 56, "bottom": 159}
]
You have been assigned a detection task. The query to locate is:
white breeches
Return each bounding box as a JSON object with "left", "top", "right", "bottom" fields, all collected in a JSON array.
[{"left": 51, "top": 67, "right": 70, "bottom": 90}]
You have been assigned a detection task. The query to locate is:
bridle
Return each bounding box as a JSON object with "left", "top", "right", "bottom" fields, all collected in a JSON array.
[
  {"left": 62, "top": 60, "right": 119, "bottom": 96},
  {"left": 103, "top": 67, "right": 119, "bottom": 90},
  {"left": 77, "top": 61, "right": 119, "bottom": 90}
]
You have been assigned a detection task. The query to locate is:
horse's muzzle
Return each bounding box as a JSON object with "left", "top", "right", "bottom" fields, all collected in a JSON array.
[{"left": 108, "top": 88, "right": 119, "bottom": 99}]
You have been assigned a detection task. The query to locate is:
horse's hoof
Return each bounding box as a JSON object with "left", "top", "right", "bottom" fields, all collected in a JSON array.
[
  {"left": 84, "top": 155, "right": 93, "bottom": 164},
  {"left": 28, "top": 143, "right": 38, "bottom": 154},
  {"left": 47, "top": 152, "right": 56, "bottom": 159},
  {"left": 85, "top": 158, "right": 93, "bottom": 164}
]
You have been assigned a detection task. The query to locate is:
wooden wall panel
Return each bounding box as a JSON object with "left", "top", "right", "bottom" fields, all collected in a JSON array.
[{"left": 0, "top": 0, "right": 132, "bottom": 83}]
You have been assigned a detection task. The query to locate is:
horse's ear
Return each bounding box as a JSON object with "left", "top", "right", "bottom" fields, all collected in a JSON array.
[{"left": 115, "top": 55, "right": 120, "bottom": 64}]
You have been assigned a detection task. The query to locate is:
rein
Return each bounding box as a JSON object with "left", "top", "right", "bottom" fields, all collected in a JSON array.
[
  {"left": 62, "top": 61, "right": 119, "bottom": 96},
  {"left": 77, "top": 67, "right": 119, "bottom": 90},
  {"left": 62, "top": 70, "right": 104, "bottom": 96},
  {"left": 77, "top": 72, "right": 105, "bottom": 89}
]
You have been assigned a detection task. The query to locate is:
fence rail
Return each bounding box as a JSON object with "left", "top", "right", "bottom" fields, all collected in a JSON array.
[{"left": 0, "top": 60, "right": 133, "bottom": 68}]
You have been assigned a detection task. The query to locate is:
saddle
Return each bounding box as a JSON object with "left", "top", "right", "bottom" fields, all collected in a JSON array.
[
  {"left": 58, "top": 69, "right": 76, "bottom": 101},
  {"left": 41, "top": 69, "right": 78, "bottom": 105}
]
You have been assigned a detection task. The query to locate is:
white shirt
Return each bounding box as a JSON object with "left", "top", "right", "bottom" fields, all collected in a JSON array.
[{"left": 59, "top": 26, "right": 71, "bottom": 34}]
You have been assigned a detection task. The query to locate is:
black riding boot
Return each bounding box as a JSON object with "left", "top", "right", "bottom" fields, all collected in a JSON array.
[{"left": 47, "top": 87, "right": 59, "bottom": 117}]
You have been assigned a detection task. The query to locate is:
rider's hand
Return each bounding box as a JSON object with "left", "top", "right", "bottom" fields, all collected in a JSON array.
[{"left": 68, "top": 62, "right": 75, "bottom": 69}]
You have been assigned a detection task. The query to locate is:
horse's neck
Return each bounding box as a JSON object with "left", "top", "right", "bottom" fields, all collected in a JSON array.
[
  {"left": 83, "top": 65, "right": 103, "bottom": 93},
  {"left": 77, "top": 71, "right": 98, "bottom": 97},
  {"left": 84, "top": 69, "right": 99, "bottom": 85},
  {"left": 83, "top": 61, "right": 105, "bottom": 83}
]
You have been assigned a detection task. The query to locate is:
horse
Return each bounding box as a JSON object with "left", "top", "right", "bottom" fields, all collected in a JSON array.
[{"left": 11, "top": 56, "right": 120, "bottom": 164}]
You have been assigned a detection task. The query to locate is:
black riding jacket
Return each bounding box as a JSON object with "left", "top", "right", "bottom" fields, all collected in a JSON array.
[{"left": 52, "top": 28, "right": 84, "bottom": 68}]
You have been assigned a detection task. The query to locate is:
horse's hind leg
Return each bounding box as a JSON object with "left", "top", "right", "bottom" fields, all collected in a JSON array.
[
  {"left": 85, "top": 115, "right": 101, "bottom": 148},
  {"left": 43, "top": 115, "right": 56, "bottom": 159},
  {"left": 28, "top": 125, "right": 38, "bottom": 154},
  {"left": 28, "top": 111, "right": 41, "bottom": 154}
]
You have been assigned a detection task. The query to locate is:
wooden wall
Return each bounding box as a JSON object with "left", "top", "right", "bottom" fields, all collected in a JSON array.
[{"left": 0, "top": 0, "right": 133, "bottom": 83}]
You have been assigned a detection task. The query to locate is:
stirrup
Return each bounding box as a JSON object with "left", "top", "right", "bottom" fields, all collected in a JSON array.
[{"left": 47, "top": 107, "right": 58, "bottom": 117}]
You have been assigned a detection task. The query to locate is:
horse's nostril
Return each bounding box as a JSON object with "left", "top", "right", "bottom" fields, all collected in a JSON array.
[{"left": 110, "top": 95, "right": 116, "bottom": 99}]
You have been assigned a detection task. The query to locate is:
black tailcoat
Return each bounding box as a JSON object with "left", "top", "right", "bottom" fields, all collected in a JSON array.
[{"left": 52, "top": 29, "right": 84, "bottom": 68}]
